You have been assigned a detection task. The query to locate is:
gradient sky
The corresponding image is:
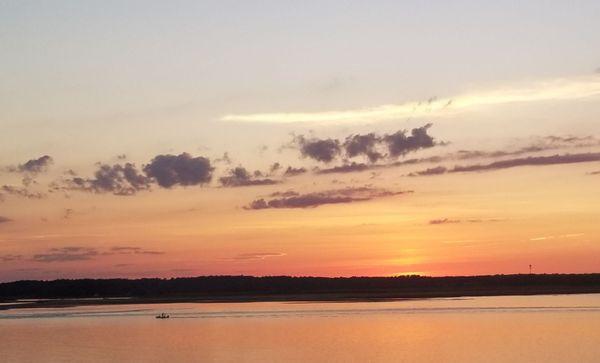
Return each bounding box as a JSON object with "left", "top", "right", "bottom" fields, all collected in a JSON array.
[{"left": 1, "top": 1, "right": 600, "bottom": 282}]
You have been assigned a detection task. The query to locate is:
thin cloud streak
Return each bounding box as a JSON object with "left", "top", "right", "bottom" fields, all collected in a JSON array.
[
  {"left": 409, "top": 152, "right": 600, "bottom": 176},
  {"left": 429, "top": 218, "right": 505, "bottom": 225},
  {"left": 221, "top": 75, "right": 600, "bottom": 123},
  {"left": 529, "top": 233, "right": 584, "bottom": 241},
  {"left": 29, "top": 246, "right": 166, "bottom": 263},
  {"left": 245, "top": 187, "right": 412, "bottom": 210},
  {"left": 221, "top": 252, "right": 287, "bottom": 261}
]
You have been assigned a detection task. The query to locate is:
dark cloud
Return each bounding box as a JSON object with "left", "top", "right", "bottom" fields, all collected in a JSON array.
[
  {"left": 144, "top": 153, "right": 214, "bottom": 188},
  {"left": 109, "top": 246, "right": 165, "bottom": 255},
  {"left": 269, "top": 190, "right": 300, "bottom": 198},
  {"left": 1, "top": 185, "right": 46, "bottom": 199},
  {"left": 0, "top": 254, "right": 22, "bottom": 262},
  {"left": 122, "top": 163, "right": 151, "bottom": 189},
  {"left": 215, "top": 152, "right": 232, "bottom": 164},
  {"left": 383, "top": 123, "right": 435, "bottom": 158},
  {"left": 429, "top": 218, "right": 461, "bottom": 225},
  {"left": 0, "top": 216, "right": 12, "bottom": 223},
  {"left": 8, "top": 155, "right": 53, "bottom": 174},
  {"left": 317, "top": 156, "right": 445, "bottom": 175},
  {"left": 1, "top": 161, "right": 49, "bottom": 200},
  {"left": 314, "top": 134, "right": 600, "bottom": 175},
  {"left": 33, "top": 247, "right": 99, "bottom": 263},
  {"left": 269, "top": 162, "right": 282, "bottom": 174},
  {"left": 451, "top": 135, "right": 600, "bottom": 161},
  {"left": 56, "top": 153, "right": 213, "bottom": 194},
  {"left": 451, "top": 153, "right": 600, "bottom": 173},
  {"left": 245, "top": 186, "right": 411, "bottom": 210},
  {"left": 292, "top": 124, "right": 437, "bottom": 164},
  {"left": 317, "top": 162, "right": 370, "bottom": 174},
  {"left": 294, "top": 135, "right": 342, "bottom": 163},
  {"left": 343, "top": 133, "right": 383, "bottom": 162},
  {"left": 31, "top": 246, "right": 165, "bottom": 263},
  {"left": 408, "top": 166, "right": 447, "bottom": 176},
  {"left": 21, "top": 176, "right": 37, "bottom": 187},
  {"left": 64, "top": 163, "right": 151, "bottom": 195},
  {"left": 390, "top": 156, "right": 445, "bottom": 166},
  {"left": 219, "top": 167, "right": 279, "bottom": 187},
  {"left": 265, "top": 163, "right": 307, "bottom": 177},
  {"left": 589, "top": 170, "right": 600, "bottom": 175},
  {"left": 409, "top": 152, "right": 600, "bottom": 177},
  {"left": 454, "top": 149, "right": 536, "bottom": 160},
  {"left": 283, "top": 166, "right": 308, "bottom": 176},
  {"left": 116, "top": 154, "right": 127, "bottom": 160}
]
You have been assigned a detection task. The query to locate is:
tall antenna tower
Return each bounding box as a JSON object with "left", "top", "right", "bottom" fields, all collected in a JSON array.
[{"left": 529, "top": 264, "right": 532, "bottom": 274}]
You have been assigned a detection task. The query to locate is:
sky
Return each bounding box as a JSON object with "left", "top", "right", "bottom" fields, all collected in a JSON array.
[{"left": 1, "top": 1, "right": 600, "bottom": 282}]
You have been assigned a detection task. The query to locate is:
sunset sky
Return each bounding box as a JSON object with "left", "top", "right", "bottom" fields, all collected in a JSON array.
[{"left": 1, "top": 1, "right": 600, "bottom": 282}]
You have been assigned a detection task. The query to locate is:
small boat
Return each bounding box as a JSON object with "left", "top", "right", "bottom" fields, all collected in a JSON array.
[{"left": 155, "top": 313, "right": 170, "bottom": 319}]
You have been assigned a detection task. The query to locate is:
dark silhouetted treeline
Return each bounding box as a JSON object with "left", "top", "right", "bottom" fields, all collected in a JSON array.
[{"left": 3, "top": 274, "right": 600, "bottom": 301}]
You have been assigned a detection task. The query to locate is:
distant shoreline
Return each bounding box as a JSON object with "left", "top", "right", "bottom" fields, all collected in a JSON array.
[
  {"left": 3, "top": 288, "right": 600, "bottom": 311},
  {"left": 3, "top": 273, "right": 600, "bottom": 311}
]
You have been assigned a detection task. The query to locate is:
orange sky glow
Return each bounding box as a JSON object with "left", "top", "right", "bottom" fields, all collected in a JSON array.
[{"left": 1, "top": 2, "right": 600, "bottom": 282}]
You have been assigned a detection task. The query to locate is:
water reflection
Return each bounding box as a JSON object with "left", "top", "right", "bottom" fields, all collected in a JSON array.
[{"left": 1, "top": 294, "right": 600, "bottom": 362}]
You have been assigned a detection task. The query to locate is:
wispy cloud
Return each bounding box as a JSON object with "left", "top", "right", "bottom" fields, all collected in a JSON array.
[
  {"left": 245, "top": 186, "right": 411, "bottom": 210},
  {"left": 429, "top": 218, "right": 504, "bottom": 225},
  {"left": 228, "top": 252, "right": 287, "bottom": 261},
  {"left": 1, "top": 185, "right": 46, "bottom": 200},
  {"left": 30, "top": 245, "right": 165, "bottom": 263},
  {"left": 0, "top": 254, "right": 22, "bottom": 262},
  {"left": 529, "top": 233, "right": 584, "bottom": 241},
  {"left": 221, "top": 75, "right": 600, "bottom": 123},
  {"left": 429, "top": 218, "right": 461, "bottom": 225},
  {"left": 219, "top": 166, "right": 279, "bottom": 187},
  {"left": 109, "top": 246, "right": 165, "bottom": 255},
  {"left": 409, "top": 152, "right": 600, "bottom": 176},
  {"left": 314, "top": 135, "right": 600, "bottom": 175},
  {"left": 33, "top": 246, "right": 99, "bottom": 262},
  {"left": 283, "top": 166, "right": 308, "bottom": 177},
  {"left": 6, "top": 155, "right": 53, "bottom": 174}
]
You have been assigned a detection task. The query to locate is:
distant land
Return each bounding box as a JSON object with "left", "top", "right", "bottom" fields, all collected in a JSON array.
[{"left": 2, "top": 274, "right": 600, "bottom": 310}]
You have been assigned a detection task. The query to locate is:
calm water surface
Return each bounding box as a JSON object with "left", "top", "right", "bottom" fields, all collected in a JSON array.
[{"left": 1, "top": 294, "right": 600, "bottom": 362}]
